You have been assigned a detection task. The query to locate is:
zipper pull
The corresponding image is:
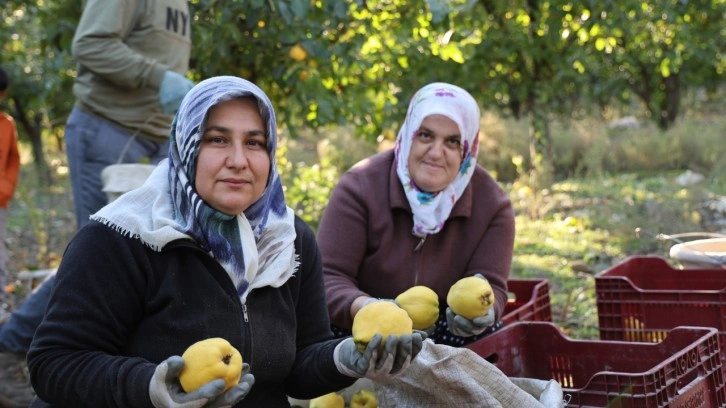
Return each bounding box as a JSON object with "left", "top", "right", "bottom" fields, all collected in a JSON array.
[
  {"left": 242, "top": 304, "right": 249, "bottom": 323},
  {"left": 414, "top": 235, "right": 427, "bottom": 252}
]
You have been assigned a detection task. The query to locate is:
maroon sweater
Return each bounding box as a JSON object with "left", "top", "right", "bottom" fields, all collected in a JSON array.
[{"left": 318, "top": 149, "right": 516, "bottom": 329}]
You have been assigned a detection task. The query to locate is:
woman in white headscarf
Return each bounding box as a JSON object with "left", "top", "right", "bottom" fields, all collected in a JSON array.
[
  {"left": 319, "top": 82, "right": 516, "bottom": 347},
  {"left": 27, "top": 76, "right": 425, "bottom": 408}
]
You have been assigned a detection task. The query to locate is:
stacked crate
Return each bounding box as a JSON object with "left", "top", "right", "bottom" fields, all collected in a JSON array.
[
  {"left": 596, "top": 256, "right": 726, "bottom": 366},
  {"left": 501, "top": 278, "right": 553, "bottom": 325},
  {"left": 463, "top": 258, "right": 726, "bottom": 407},
  {"left": 466, "top": 321, "right": 726, "bottom": 407}
]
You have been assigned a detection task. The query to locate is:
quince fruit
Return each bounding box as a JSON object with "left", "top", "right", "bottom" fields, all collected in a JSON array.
[
  {"left": 350, "top": 389, "right": 378, "bottom": 408},
  {"left": 395, "top": 286, "right": 439, "bottom": 330},
  {"left": 353, "top": 301, "right": 413, "bottom": 353},
  {"left": 309, "top": 392, "right": 344, "bottom": 408},
  {"left": 179, "top": 337, "right": 243, "bottom": 393},
  {"left": 289, "top": 44, "right": 307, "bottom": 62},
  {"left": 447, "top": 276, "right": 494, "bottom": 320}
]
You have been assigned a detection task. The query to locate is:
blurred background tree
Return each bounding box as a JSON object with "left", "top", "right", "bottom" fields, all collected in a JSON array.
[{"left": 2, "top": 0, "right": 723, "bottom": 185}]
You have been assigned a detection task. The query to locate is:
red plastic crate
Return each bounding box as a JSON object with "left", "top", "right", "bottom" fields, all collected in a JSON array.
[
  {"left": 502, "top": 278, "right": 553, "bottom": 325},
  {"left": 466, "top": 322, "right": 726, "bottom": 407},
  {"left": 596, "top": 256, "right": 726, "bottom": 357}
]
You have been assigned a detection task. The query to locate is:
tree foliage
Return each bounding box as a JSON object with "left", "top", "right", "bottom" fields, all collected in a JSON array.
[{"left": 1, "top": 0, "right": 724, "bottom": 180}]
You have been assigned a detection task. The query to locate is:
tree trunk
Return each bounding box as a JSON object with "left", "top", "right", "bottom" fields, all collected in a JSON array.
[
  {"left": 526, "top": 93, "right": 553, "bottom": 190},
  {"left": 12, "top": 96, "right": 51, "bottom": 184},
  {"left": 658, "top": 73, "right": 680, "bottom": 130}
]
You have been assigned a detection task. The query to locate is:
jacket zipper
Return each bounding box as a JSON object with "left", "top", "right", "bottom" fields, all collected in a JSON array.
[
  {"left": 413, "top": 236, "right": 427, "bottom": 252},
  {"left": 241, "top": 302, "right": 252, "bottom": 367},
  {"left": 165, "top": 240, "right": 252, "bottom": 362},
  {"left": 413, "top": 235, "right": 427, "bottom": 285}
]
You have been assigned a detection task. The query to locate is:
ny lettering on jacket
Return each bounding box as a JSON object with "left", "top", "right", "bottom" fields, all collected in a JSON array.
[{"left": 166, "top": 7, "right": 188, "bottom": 36}]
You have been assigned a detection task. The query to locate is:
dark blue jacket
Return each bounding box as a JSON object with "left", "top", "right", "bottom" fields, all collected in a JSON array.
[{"left": 28, "top": 217, "right": 355, "bottom": 407}]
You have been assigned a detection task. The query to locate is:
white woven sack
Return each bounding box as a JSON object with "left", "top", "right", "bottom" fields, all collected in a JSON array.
[
  {"left": 101, "top": 163, "right": 157, "bottom": 203},
  {"left": 374, "top": 340, "right": 565, "bottom": 407}
]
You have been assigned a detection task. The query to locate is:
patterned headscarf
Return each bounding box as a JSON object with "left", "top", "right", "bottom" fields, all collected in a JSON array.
[
  {"left": 92, "top": 76, "right": 297, "bottom": 302},
  {"left": 394, "top": 82, "right": 481, "bottom": 237}
]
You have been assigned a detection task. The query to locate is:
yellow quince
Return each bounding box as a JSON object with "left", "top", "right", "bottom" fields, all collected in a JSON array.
[
  {"left": 353, "top": 301, "right": 413, "bottom": 353},
  {"left": 395, "top": 285, "right": 439, "bottom": 330},
  {"left": 309, "top": 392, "right": 344, "bottom": 408},
  {"left": 289, "top": 44, "right": 307, "bottom": 62},
  {"left": 179, "top": 337, "right": 243, "bottom": 393},
  {"left": 350, "top": 389, "right": 378, "bottom": 408},
  {"left": 447, "top": 276, "right": 494, "bottom": 320}
]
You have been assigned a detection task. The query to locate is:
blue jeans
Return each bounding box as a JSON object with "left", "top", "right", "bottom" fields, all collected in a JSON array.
[
  {"left": 65, "top": 107, "right": 168, "bottom": 229},
  {"left": 0, "top": 273, "right": 55, "bottom": 353}
]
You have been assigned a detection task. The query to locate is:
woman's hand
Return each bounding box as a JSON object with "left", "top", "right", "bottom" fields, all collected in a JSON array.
[
  {"left": 149, "top": 356, "right": 254, "bottom": 408},
  {"left": 333, "top": 331, "right": 427, "bottom": 381},
  {"left": 205, "top": 364, "right": 255, "bottom": 408},
  {"left": 445, "top": 273, "right": 496, "bottom": 337},
  {"left": 445, "top": 307, "right": 495, "bottom": 337}
]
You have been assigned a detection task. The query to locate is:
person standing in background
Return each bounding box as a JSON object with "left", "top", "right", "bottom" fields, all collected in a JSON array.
[
  {"left": 0, "top": 67, "right": 20, "bottom": 308},
  {"left": 66, "top": 0, "right": 194, "bottom": 229},
  {"left": 0, "top": 1, "right": 193, "bottom": 406}
]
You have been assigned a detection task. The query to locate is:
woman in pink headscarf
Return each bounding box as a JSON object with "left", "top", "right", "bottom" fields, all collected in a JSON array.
[{"left": 318, "top": 82, "right": 515, "bottom": 347}]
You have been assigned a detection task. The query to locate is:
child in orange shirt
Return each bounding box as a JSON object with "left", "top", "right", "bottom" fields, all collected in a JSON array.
[{"left": 0, "top": 67, "right": 20, "bottom": 301}]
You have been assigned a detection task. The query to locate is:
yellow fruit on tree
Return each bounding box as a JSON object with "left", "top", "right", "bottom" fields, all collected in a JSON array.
[
  {"left": 289, "top": 44, "right": 307, "bottom": 62},
  {"left": 298, "top": 70, "right": 310, "bottom": 81},
  {"left": 350, "top": 389, "right": 378, "bottom": 408},
  {"left": 352, "top": 301, "right": 413, "bottom": 353},
  {"left": 309, "top": 392, "right": 344, "bottom": 408},
  {"left": 447, "top": 276, "right": 494, "bottom": 320},
  {"left": 395, "top": 286, "right": 439, "bottom": 330},
  {"left": 179, "top": 337, "right": 243, "bottom": 393}
]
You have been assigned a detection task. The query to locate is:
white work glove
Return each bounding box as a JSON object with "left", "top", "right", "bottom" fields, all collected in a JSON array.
[
  {"left": 159, "top": 71, "right": 195, "bottom": 115},
  {"left": 149, "top": 356, "right": 255, "bottom": 408},
  {"left": 333, "top": 331, "right": 426, "bottom": 382},
  {"left": 446, "top": 307, "right": 496, "bottom": 337}
]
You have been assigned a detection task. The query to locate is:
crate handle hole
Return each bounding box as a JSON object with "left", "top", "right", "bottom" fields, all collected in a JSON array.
[{"left": 483, "top": 352, "right": 499, "bottom": 365}]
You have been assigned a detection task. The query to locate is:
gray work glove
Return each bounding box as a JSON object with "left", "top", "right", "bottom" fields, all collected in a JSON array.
[
  {"left": 361, "top": 297, "right": 397, "bottom": 308},
  {"left": 159, "top": 71, "right": 195, "bottom": 115},
  {"left": 333, "top": 331, "right": 426, "bottom": 382},
  {"left": 446, "top": 307, "right": 496, "bottom": 337},
  {"left": 445, "top": 273, "right": 497, "bottom": 337},
  {"left": 149, "top": 356, "right": 255, "bottom": 408}
]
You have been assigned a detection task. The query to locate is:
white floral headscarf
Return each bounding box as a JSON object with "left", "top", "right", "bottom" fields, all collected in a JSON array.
[{"left": 394, "top": 82, "right": 481, "bottom": 237}]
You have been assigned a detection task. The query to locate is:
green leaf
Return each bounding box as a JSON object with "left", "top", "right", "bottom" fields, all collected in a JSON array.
[
  {"left": 289, "top": 0, "right": 309, "bottom": 19},
  {"left": 426, "top": 0, "right": 449, "bottom": 24},
  {"left": 278, "top": 1, "right": 293, "bottom": 24}
]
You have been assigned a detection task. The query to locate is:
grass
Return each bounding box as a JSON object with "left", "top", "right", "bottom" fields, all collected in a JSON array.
[
  {"left": 5, "top": 111, "right": 726, "bottom": 339},
  {"left": 509, "top": 171, "right": 726, "bottom": 338}
]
